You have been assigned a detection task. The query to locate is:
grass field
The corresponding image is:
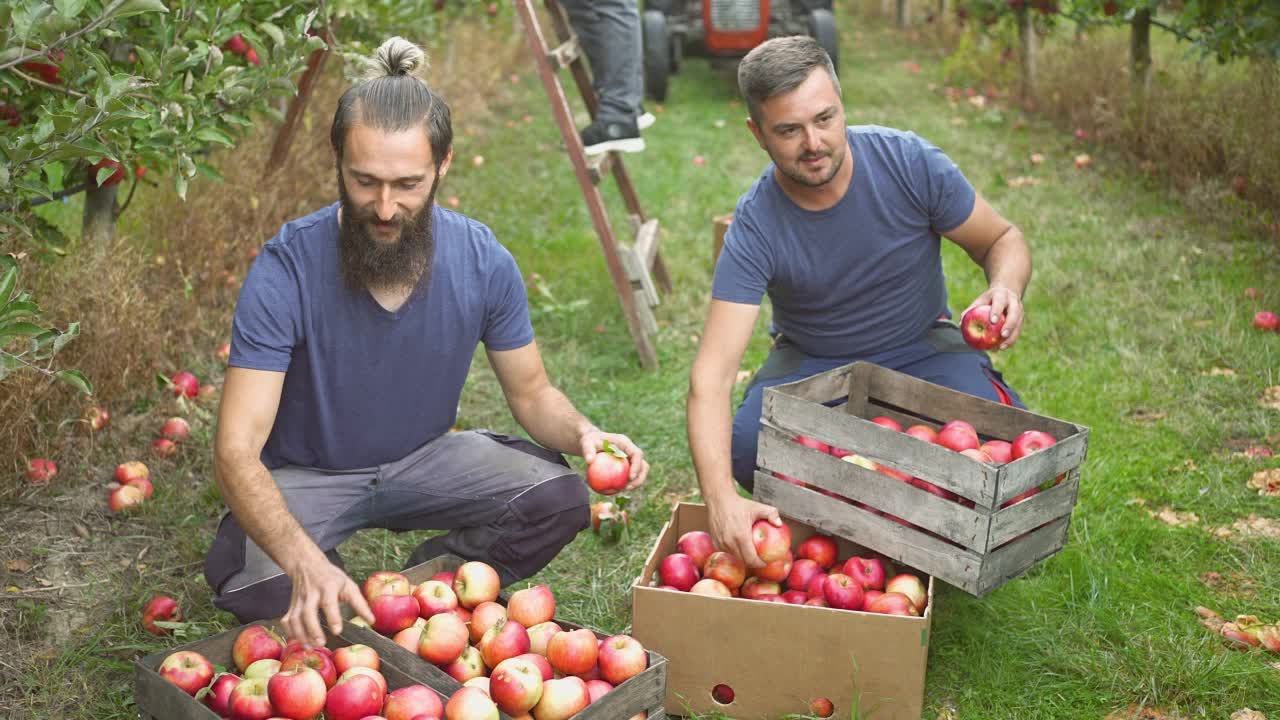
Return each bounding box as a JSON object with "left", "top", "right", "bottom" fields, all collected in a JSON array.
[{"left": 1, "top": 4, "right": 1278, "bottom": 719}]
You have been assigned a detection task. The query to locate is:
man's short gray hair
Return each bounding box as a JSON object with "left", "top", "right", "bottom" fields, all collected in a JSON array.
[{"left": 737, "top": 36, "right": 840, "bottom": 125}]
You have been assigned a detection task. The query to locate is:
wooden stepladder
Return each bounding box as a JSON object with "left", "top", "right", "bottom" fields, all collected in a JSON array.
[{"left": 514, "top": 0, "right": 672, "bottom": 370}]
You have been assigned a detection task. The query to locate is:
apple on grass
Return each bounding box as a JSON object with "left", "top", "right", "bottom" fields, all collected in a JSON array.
[
  {"left": 586, "top": 440, "right": 629, "bottom": 495},
  {"left": 226, "top": 676, "right": 273, "bottom": 719},
  {"left": 531, "top": 676, "right": 590, "bottom": 720},
  {"left": 325, "top": 673, "right": 385, "bottom": 720},
  {"left": 114, "top": 461, "right": 149, "bottom": 485},
  {"left": 202, "top": 672, "right": 241, "bottom": 715},
  {"left": 657, "top": 553, "right": 699, "bottom": 591},
  {"left": 333, "top": 642, "right": 379, "bottom": 674},
  {"left": 267, "top": 666, "right": 327, "bottom": 719},
  {"left": 546, "top": 628, "right": 598, "bottom": 677},
  {"left": 961, "top": 304, "right": 1005, "bottom": 350},
  {"left": 85, "top": 405, "right": 110, "bottom": 431},
  {"left": 159, "top": 650, "right": 215, "bottom": 695},
  {"left": 469, "top": 601, "right": 507, "bottom": 643},
  {"left": 597, "top": 635, "right": 647, "bottom": 686},
  {"left": 151, "top": 438, "right": 177, "bottom": 458},
  {"left": 479, "top": 618, "right": 531, "bottom": 669},
  {"left": 419, "top": 612, "right": 469, "bottom": 665},
  {"left": 142, "top": 595, "right": 181, "bottom": 635},
  {"left": 795, "top": 534, "right": 838, "bottom": 569},
  {"left": 507, "top": 584, "right": 556, "bottom": 628},
  {"left": 490, "top": 656, "right": 545, "bottom": 715},
  {"left": 442, "top": 645, "right": 486, "bottom": 683},
  {"left": 446, "top": 686, "right": 500, "bottom": 719},
  {"left": 170, "top": 370, "right": 200, "bottom": 398},
  {"left": 108, "top": 483, "right": 146, "bottom": 512},
  {"left": 453, "top": 561, "right": 501, "bottom": 609},
  {"left": 676, "top": 530, "right": 717, "bottom": 569},
  {"left": 413, "top": 579, "right": 459, "bottom": 619},
  {"left": 751, "top": 519, "right": 792, "bottom": 563},
  {"left": 384, "top": 684, "right": 445, "bottom": 720},
  {"left": 1254, "top": 311, "right": 1279, "bottom": 331},
  {"left": 161, "top": 417, "right": 190, "bottom": 441}
]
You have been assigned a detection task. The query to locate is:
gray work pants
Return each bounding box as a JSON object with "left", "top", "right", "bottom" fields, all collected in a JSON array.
[
  {"left": 203, "top": 430, "right": 589, "bottom": 623},
  {"left": 561, "top": 0, "right": 643, "bottom": 124}
]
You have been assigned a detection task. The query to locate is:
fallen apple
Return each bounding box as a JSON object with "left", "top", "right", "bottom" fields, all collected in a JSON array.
[
  {"left": 25, "top": 458, "right": 57, "bottom": 484},
  {"left": 161, "top": 417, "right": 191, "bottom": 441},
  {"left": 1253, "top": 311, "right": 1279, "bottom": 332},
  {"left": 170, "top": 370, "right": 200, "bottom": 398},
  {"left": 142, "top": 595, "right": 182, "bottom": 635},
  {"left": 85, "top": 405, "right": 110, "bottom": 431},
  {"left": 151, "top": 438, "right": 177, "bottom": 458},
  {"left": 108, "top": 483, "right": 146, "bottom": 512}
]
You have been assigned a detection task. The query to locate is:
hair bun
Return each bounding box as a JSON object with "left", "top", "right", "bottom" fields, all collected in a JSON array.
[{"left": 369, "top": 36, "right": 428, "bottom": 80}]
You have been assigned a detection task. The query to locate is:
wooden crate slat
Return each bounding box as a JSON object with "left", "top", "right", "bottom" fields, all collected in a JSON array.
[
  {"left": 986, "top": 469, "right": 1081, "bottom": 550},
  {"left": 977, "top": 514, "right": 1072, "bottom": 595},
  {"left": 993, "top": 432, "right": 1089, "bottom": 504},
  {"left": 772, "top": 362, "right": 858, "bottom": 404},
  {"left": 758, "top": 426, "right": 990, "bottom": 550},
  {"left": 754, "top": 471, "right": 984, "bottom": 595}
]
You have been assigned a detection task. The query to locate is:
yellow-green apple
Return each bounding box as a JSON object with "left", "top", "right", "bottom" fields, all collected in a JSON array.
[
  {"left": 796, "top": 535, "right": 838, "bottom": 569},
  {"left": 865, "top": 591, "right": 919, "bottom": 616},
  {"left": 936, "top": 425, "right": 979, "bottom": 452},
  {"left": 419, "top": 612, "right": 469, "bottom": 665},
  {"left": 392, "top": 625, "right": 424, "bottom": 655},
  {"left": 980, "top": 440, "right": 1013, "bottom": 464},
  {"left": 325, "top": 672, "right": 385, "bottom": 720},
  {"left": 531, "top": 676, "right": 590, "bottom": 720},
  {"left": 792, "top": 435, "right": 830, "bottom": 453},
  {"left": 869, "top": 416, "right": 902, "bottom": 431},
  {"left": 234, "top": 627, "right": 285, "bottom": 673},
  {"left": 480, "top": 618, "right": 531, "bottom": 669},
  {"left": 711, "top": 684, "right": 734, "bottom": 704},
  {"left": 280, "top": 646, "right": 338, "bottom": 688},
  {"left": 413, "top": 580, "right": 459, "bottom": 619},
  {"left": 585, "top": 679, "right": 613, "bottom": 703},
  {"left": 226, "top": 676, "right": 273, "bottom": 719},
  {"left": 384, "top": 684, "right": 445, "bottom": 720},
  {"left": 752, "top": 520, "right": 792, "bottom": 563},
  {"left": 752, "top": 551, "right": 793, "bottom": 583},
  {"left": 689, "top": 578, "right": 732, "bottom": 597},
  {"left": 516, "top": 652, "right": 554, "bottom": 681},
  {"left": 363, "top": 571, "right": 412, "bottom": 603},
  {"left": 170, "top": 370, "right": 200, "bottom": 398},
  {"left": 333, "top": 643, "right": 379, "bottom": 674},
  {"left": 526, "top": 621, "right": 563, "bottom": 656},
  {"left": 469, "top": 601, "right": 508, "bottom": 643},
  {"left": 703, "top": 551, "right": 747, "bottom": 591},
  {"left": 371, "top": 592, "right": 420, "bottom": 635},
  {"left": 161, "top": 417, "right": 190, "bottom": 441},
  {"left": 676, "top": 530, "right": 717, "bottom": 570},
  {"left": 740, "top": 577, "right": 781, "bottom": 599},
  {"left": 142, "top": 595, "right": 181, "bottom": 635},
  {"left": 151, "top": 438, "right": 177, "bottom": 458},
  {"left": 202, "top": 672, "right": 241, "bottom": 715},
  {"left": 507, "top": 584, "right": 556, "bottom": 628},
  {"left": 905, "top": 424, "right": 938, "bottom": 443},
  {"left": 465, "top": 676, "right": 491, "bottom": 695},
  {"left": 337, "top": 666, "right": 387, "bottom": 695},
  {"left": 598, "top": 635, "right": 647, "bottom": 685},
  {"left": 443, "top": 645, "right": 486, "bottom": 683},
  {"left": 810, "top": 696, "right": 834, "bottom": 717},
  {"left": 85, "top": 405, "right": 110, "bottom": 431},
  {"left": 490, "top": 656, "right": 545, "bottom": 714},
  {"left": 114, "top": 461, "right": 149, "bottom": 485},
  {"left": 244, "top": 658, "right": 282, "bottom": 680},
  {"left": 445, "top": 686, "right": 500, "bottom": 719},
  {"left": 961, "top": 305, "right": 1005, "bottom": 350},
  {"left": 781, "top": 590, "right": 808, "bottom": 604},
  {"left": 108, "top": 482, "right": 146, "bottom": 512},
  {"left": 266, "top": 666, "right": 326, "bottom": 719},
  {"left": 453, "top": 561, "right": 501, "bottom": 609},
  {"left": 783, "top": 556, "right": 824, "bottom": 589},
  {"left": 1254, "top": 311, "right": 1279, "bottom": 331},
  {"left": 657, "top": 553, "right": 700, "bottom": 591},
  {"left": 547, "top": 628, "right": 598, "bottom": 676},
  {"left": 586, "top": 440, "right": 629, "bottom": 495},
  {"left": 841, "top": 557, "right": 887, "bottom": 591},
  {"left": 884, "top": 574, "right": 927, "bottom": 613},
  {"left": 822, "top": 574, "right": 865, "bottom": 611},
  {"left": 159, "top": 650, "right": 215, "bottom": 695}
]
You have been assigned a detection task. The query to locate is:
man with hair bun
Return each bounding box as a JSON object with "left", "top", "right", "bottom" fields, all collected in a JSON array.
[{"left": 204, "top": 37, "right": 649, "bottom": 648}]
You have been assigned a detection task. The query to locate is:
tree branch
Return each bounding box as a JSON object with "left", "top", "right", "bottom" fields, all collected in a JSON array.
[
  {"left": 0, "top": 0, "right": 130, "bottom": 73},
  {"left": 9, "top": 68, "right": 88, "bottom": 99}
]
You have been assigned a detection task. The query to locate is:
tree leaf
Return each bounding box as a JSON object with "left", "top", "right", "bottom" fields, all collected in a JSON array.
[
  {"left": 0, "top": 263, "right": 16, "bottom": 305},
  {"left": 257, "top": 21, "right": 284, "bottom": 48},
  {"left": 54, "top": 0, "right": 87, "bottom": 19},
  {"left": 54, "top": 369, "right": 93, "bottom": 396},
  {"left": 0, "top": 321, "right": 48, "bottom": 338},
  {"left": 112, "top": 0, "right": 169, "bottom": 19}
]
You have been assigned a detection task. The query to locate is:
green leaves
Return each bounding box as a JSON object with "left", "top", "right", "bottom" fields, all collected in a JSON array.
[
  {"left": 112, "top": 0, "right": 169, "bottom": 19},
  {"left": 0, "top": 256, "right": 91, "bottom": 393}
]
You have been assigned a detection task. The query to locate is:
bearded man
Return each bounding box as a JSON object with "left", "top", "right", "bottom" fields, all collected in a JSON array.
[{"left": 204, "top": 37, "right": 648, "bottom": 648}]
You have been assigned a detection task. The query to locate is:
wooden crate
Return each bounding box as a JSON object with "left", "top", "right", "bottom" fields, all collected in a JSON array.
[
  {"left": 754, "top": 361, "right": 1089, "bottom": 597},
  {"left": 342, "top": 554, "right": 668, "bottom": 720},
  {"left": 134, "top": 620, "right": 450, "bottom": 720}
]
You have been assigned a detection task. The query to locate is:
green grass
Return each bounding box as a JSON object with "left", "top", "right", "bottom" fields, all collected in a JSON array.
[{"left": 4, "top": 4, "right": 1279, "bottom": 719}]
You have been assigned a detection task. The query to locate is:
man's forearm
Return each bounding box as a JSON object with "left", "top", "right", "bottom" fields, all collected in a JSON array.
[
  {"left": 983, "top": 225, "right": 1031, "bottom": 297},
  {"left": 510, "top": 385, "right": 596, "bottom": 456},
  {"left": 687, "top": 374, "right": 738, "bottom": 505},
  {"left": 215, "top": 451, "right": 324, "bottom": 574}
]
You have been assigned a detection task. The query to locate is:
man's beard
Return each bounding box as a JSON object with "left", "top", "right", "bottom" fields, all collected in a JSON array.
[
  {"left": 337, "top": 170, "right": 438, "bottom": 292},
  {"left": 775, "top": 143, "right": 846, "bottom": 189}
]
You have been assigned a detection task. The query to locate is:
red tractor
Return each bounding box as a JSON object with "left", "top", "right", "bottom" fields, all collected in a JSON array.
[{"left": 641, "top": 0, "right": 838, "bottom": 101}]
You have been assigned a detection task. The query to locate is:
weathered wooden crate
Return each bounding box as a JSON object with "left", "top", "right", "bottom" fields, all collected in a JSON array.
[
  {"left": 755, "top": 361, "right": 1089, "bottom": 597},
  {"left": 134, "top": 620, "right": 449, "bottom": 720},
  {"left": 342, "top": 554, "right": 668, "bottom": 720}
]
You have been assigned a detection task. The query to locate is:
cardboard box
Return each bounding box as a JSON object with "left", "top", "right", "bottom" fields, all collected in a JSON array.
[
  {"left": 342, "top": 554, "right": 669, "bottom": 720},
  {"left": 755, "top": 361, "right": 1089, "bottom": 596},
  {"left": 134, "top": 620, "right": 450, "bottom": 720},
  {"left": 631, "top": 503, "right": 934, "bottom": 720}
]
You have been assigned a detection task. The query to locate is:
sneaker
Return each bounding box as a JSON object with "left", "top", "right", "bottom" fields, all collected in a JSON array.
[
  {"left": 637, "top": 110, "right": 656, "bottom": 130},
  {"left": 581, "top": 119, "right": 645, "bottom": 155}
]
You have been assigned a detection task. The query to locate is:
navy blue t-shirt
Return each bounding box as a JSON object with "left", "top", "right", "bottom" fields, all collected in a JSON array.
[
  {"left": 230, "top": 203, "right": 534, "bottom": 470},
  {"left": 712, "top": 126, "right": 976, "bottom": 358}
]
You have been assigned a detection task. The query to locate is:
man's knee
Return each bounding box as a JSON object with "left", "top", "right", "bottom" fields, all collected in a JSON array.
[
  {"left": 212, "top": 574, "right": 292, "bottom": 624},
  {"left": 488, "top": 473, "right": 589, "bottom": 582}
]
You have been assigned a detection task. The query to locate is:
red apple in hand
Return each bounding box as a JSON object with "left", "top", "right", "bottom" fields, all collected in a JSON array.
[
  {"left": 961, "top": 304, "right": 1005, "bottom": 350},
  {"left": 142, "top": 595, "right": 182, "bottom": 635},
  {"left": 586, "top": 440, "right": 629, "bottom": 495},
  {"left": 751, "top": 519, "right": 792, "bottom": 563}
]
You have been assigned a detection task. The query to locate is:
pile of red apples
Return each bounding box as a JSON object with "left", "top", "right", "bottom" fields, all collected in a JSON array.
[
  {"left": 654, "top": 521, "right": 929, "bottom": 616},
  {"left": 353, "top": 560, "right": 649, "bottom": 719}
]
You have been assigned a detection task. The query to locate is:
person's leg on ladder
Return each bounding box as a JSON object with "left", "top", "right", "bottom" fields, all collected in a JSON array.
[{"left": 560, "top": 0, "right": 646, "bottom": 155}]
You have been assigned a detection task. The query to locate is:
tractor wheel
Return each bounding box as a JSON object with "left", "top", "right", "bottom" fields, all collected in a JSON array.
[
  {"left": 642, "top": 9, "right": 670, "bottom": 102},
  {"left": 809, "top": 8, "right": 839, "bottom": 72},
  {"left": 670, "top": 31, "right": 683, "bottom": 75}
]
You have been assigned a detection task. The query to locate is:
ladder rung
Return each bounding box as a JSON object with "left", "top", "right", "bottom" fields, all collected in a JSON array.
[
  {"left": 548, "top": 36, "right": 581, "bottom": 69},
  {"left": 634, "top": 218, "right": 659, "bottom": 271},
  {"left": 586, "top": 152, "right": 612, "bottom": 184}
]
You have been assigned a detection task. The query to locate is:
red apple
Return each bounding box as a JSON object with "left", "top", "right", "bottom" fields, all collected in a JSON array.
[
  {"left": 546, "top": 628, "right": 597, "bottom": 676},
  {"left": 1000, "top": 486, "right": 1041, "bottom": 507},
  {"left": 796, "top": 534, "right": 838, "bottom": 569},
  {"left": 490, "top": 656, "right": 544, "bottom": 714},
  {"left": 333, "top": 643, "right": 379, "bottom": 675},
  {"left": 160, "top": 417, "right": 190, "bottom": 441},
  {"left": 363, "top": 570, "right": 412, "bottom": 603},
  {"left": 453, "top": 561, "right": 501, "bottom": 609},
  {"left": 905, "top": 424, "right": 938, "bottom": 443},
  {"left": 980, "top": 440, "right": 1013, "bottom": 464},
  {"left": 337, "top": 666, "right": 387, "bottom": 696},
  {"left": 1254, "top": 311, "right": 1279, "bottom": 331},
  {"left": 739, "top": 576, "right": 781, "bottom": 599},
  {"left": 940, "top": 419, "right": 977, "bottom": 437},
  {"left": 657, "top": 553, "right": 700, "bottom": 591},
  {"left": 936, "top": 426, "right": 979, "bottom": 453},
  {"left": 419, "top": 612, "right": 469, "bottom": 665},
  {"left": 142, "top": 595, "right": 182, "bottom": 635},
  {"left": 85, "top": 405, "right": 110, "bottom": 431},
  {"left": 884, "top": 574, "right": 927, "bottom": 613},
  {"left": 159, "top": 650, "right": 215, "bottom": 695},
  {"left": 203, "top": 672, "right": 242, "bottom": 716},
  {"left": 480, "top": 618, "right": 531, "bottom": 669},
  {"left": 793, "top": 435, "right": 831, "bottom": 454},
  {"left": 962, "top": 301, "right": 1003, "bottom": 348},
  {"left": 384, "top": 684, "right": 445, "bottom": 720},
  {"left": 862, "top": 589, "right": 884, "bottom": 607},
  {"left": 114, "top": 461, "right": 149, "bottom": 485},
  {"left": 806, "top": 573, "right": 828, "bottom": 598},
  {"left": 751, "top": 519, "right": 792, "bottom": 563},
  {"left": 224, "top": 34, "right": 249, "bottom": 54},
  {"left": 26, "top": 458, "right": 57, "bottom": 483},
  {"left": 280, "top": 646, "right": 338, "bottom": 688},
  {"left": 803, "top": 596, "right": 829, "bottom": 608},
  {"left": 676, "top": 530, "right": 717, "bottom": 570},
  {"left": 432, "top": 570, "right": 456, "bottom": 586},
  {"left": 865, "top": 591, "right": 920, "bottom": 616},
  {"left": 326, "top": 673, "right": 385, "bottom": 720},
  {"left": 89, "top": 158, "right": 126, "bottom": 188},
  {"left": 822, "top": 574, "right": 865, "bottom": 610},
  {"left": 412, "top": 579, "right": 458, "bottom": 619},
  {"left": 127, "top": 475, "right": 155, "bottom": 499},
  {"left": 810, "top": 696, "right": 835, "bottom": 718},
  {"left": 507, "top": 584, "right": 556, "bottom": 628},
  {"left": 245, "top": 48, "right": 260, "bottom": 65},
  {"left": 531, "top": 676, "right": 589, "bottom": 720},
  {"left": 841, "top": 557, "right": 887, "bottom": 591},
  {"left": 703, "top": 551, "right": 747, "bottom": 591},
  {"left": 689, "top": 578, "right": 732, "bottom": 597},
  {"left": 586, "top": 441, "right": 629, "bottom": 495},
  {"left": 445, "top": 685, "right": 500, "bottom": 719},
  {"left": 526, "top": 620, "right": 563, "bottom": 656},
  {"left": 227, "top": 676, "right": 274, "bottom": 719},
  {"left": 517, "top": 652, "right": 554, "bottom": 681},
  {"left": 1011, "top": 430, "right": 1056, "bottom": 460},
  {"left": 442, "top": 645, "right": 486, "bottom": 683},
  {"left": 585, "top": 678, "right": 613, "bottom": 703},
  {"left": 267, "top": 666, "right": 327, "bottom": 719},
  {"left": 781, "top": 590, "right": 808, "bottom": 604},
  {"left": 598, "top": 635, "right": 647, "bottom": 685},
  {"left": 151, "top": 437, "right": 177, "bottom": 458},
  {"left": 869, "top": 416, "right": 903, "bottom": 431},
  {"left": 753, "top": 551, "right": 793, "bottom": 583},
  {"left": 108, "top": 483, "right": 146, "bottom": 512},
  {"left": 170, "top": 370, "right": 200, "bottom": 398},
  {"left": 370, "top": 593, "right": 420, "bottom": 636},
  {"left": 469, "top": 601, "right": 507, "bottom": 643}
]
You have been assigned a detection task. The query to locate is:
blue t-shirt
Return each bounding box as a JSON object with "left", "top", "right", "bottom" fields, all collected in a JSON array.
[
  {"left": 712, "top": 126, "right": 976, "bottom": 358},
  {"left": 230, "top": 203, "right": 534, "bottom": 470}
]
